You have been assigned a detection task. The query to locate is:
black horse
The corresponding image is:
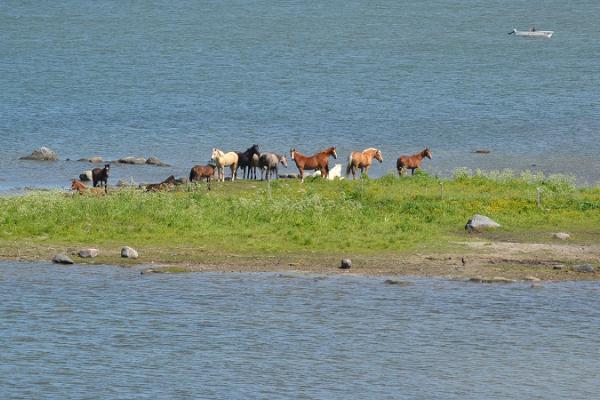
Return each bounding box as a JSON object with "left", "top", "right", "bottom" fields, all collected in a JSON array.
[
  {"left": 92, "top": 164, "right": 110, "bottom": 193},
  {"left": 236, "top": 144, "right": 260, "bottom": 179}
]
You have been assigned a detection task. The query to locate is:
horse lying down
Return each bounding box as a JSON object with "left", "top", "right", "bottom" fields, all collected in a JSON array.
[
  {"left": 144, "top": 175, "right": 188, "bottom": 191},
  {"left": 71, "top": 179, "right": 106, "bottom": 195},
  {"left": 312, "top": 163, "right": 344, "bottom": 180}
]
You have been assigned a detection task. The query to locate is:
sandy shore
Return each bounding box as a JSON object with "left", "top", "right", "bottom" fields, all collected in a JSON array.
[{"left": 1, "top": 239, "right": 598, "bottom": 282}]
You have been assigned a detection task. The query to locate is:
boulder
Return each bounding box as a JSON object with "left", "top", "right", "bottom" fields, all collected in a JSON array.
[
  {"left": 340, "top": 259, "right": 352, "bottom": 269},
  {"left": 52, "top": 253, "right": 74, "bottom": 264},
  {"left": 118, "top": 156, "right": 147, "bottom": 165},
  {"left": 465, "top": 214, "right": 501, "bottom": 232},
  {"left": 80, "top": 170, "right": 93, "bottom": 182},
  {"left": 572, "top": 264, "right": 595, "bottom": 273},
  {"left": 78, "top": 248, "right": 99, "bottom": 258},
  {"left": 78, "top": 157, "right": 103, "bottom": 163},
  {"left": 121, "top": 246, "right": 139, "bottom": 259},
  {"left": 552, "top": 232, "right": 570, "bottom": 240},
  {"left": 146, "top": 156, "right": 170, "bottom": 167},
  {"left": 20, "top": 147, "right": 59, "bottom": 161}
]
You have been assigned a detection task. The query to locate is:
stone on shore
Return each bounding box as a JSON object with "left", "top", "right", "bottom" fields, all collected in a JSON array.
[
  {"left": 121, "top": 246, "right": 139, "bottom": 259},
  {"left": 78, "top": 248, "right": 99, "bottom": 258},
  {"left": 118, "top": 156, "right": 147, "bottom": 165},
  {"left": 465, "top": 214, "right": 501, "bottom": 232},
  {"left": 340, "top": 259, "right": 352, "bottom": 269},
  {"left": 80, "top": 170, "right": 93, "bottom": 181},
  {"left": 572, "top": 264, "right": 595, "bottom": 273},
  {"left": 52, "top": 253, "right": 74, "bottom": 264},
  {"left": 20, "top": 147, "right": 59, "bottom": 161},
  {"left": 468, "top": 276, "right": 516, "bottom": 284},
  {"left": 552, "top": 232, "right": 570, "bottom": 240}
]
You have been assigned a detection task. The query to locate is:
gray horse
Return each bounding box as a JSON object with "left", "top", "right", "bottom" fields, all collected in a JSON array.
[{"left": 258, "top": 153, "right": 288, "bottom": 181}]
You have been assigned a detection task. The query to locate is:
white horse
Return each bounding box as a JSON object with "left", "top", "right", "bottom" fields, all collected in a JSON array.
[
  {"left": 312, "top": 163, "right": 344, "bottom": 180},
  {"left": 211, "top": 148, "right": 239, "bottom": 182}
]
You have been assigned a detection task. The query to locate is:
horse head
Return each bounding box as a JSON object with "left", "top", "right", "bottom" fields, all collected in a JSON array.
[
  {"left": 290, "top": 148, "right": 296, "bottom": 160},
  {"left": 211, "top": 148, "right": 221, "bottom": 160},
  {"left": 250, "top": 144, "right": 260, "bottom": 156},
  {"left": 375, "top": 149, "right": 383, "bottom": 163},
  {"left": 279, "top": 155, "right": 288, "bottom": 167},
  {"left": 328, "top": 147, "right": 337, "bottom": 159},
  {"left": 424, "top": 147, "right": 433, "bottom": 159},
  {"left": 103, "top": 164, "right": 110, "bottom": 175}
]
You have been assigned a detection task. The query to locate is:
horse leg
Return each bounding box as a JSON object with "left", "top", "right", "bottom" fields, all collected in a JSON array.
[
  {"left": 299, "top": 169, "right": 304, "bottom": 183},
  {"left": 411, "top": 168, "right": 415, "bottom": 176}
]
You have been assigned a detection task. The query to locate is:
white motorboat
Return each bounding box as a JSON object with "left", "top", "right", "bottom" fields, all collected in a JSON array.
[{"left": 508, "top": 29, "right": 553, "bottom": 38}]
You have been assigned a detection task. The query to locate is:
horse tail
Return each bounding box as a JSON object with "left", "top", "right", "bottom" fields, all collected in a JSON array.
[
  {"left": 346, "top": 153, "right": 353, "bottom": 176},
  {"left": 189, "top": 168, "right": 195, "bottom": 182}
]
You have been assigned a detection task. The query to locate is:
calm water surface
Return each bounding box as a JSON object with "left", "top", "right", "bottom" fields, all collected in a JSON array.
[
  {"left": 1, "top": 0, "right": 600, "bottom": 190},
  {"left": 1, "top": 261, "right": 599, "bottom": 399}
]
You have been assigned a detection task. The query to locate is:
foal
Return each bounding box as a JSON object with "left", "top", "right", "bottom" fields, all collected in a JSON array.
[
  {"left": 396, "top": 148, "right": 432, "bottom": 176},
  {"left": 92, "top": 164, "right": 110, "bottom": 192}
]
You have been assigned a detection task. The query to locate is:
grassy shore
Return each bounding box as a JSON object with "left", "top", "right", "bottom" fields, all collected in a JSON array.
[{"left": 1, "top": 170, "right": 599, "bottom": 280}]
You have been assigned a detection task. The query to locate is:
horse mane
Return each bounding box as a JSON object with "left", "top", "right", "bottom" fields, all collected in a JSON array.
[{"left": 363, "top": 147, "right": 378, "bottom": 153}]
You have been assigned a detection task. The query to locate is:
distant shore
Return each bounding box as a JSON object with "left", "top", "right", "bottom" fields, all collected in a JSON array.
[{"left": 1, "top": 171, "right": 599, "bottom": 281}]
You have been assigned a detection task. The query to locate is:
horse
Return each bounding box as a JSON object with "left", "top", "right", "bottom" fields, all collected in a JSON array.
[
  {"left": 258, "top": 153, "right": 288, "bottom": 181},
  {"left": 396, "top": 147, "right": 432, "bottom": 176},
  {"left": 290, "top": 147, "right": 337, "bottom": 182},
  {"left": 92, "top": 164, "right": 110, "bottom": 192},
  {"left": 236, "top": 144, "right": 260, "bottom": 179},
  {"left": 211, "top": 148, "right": 239, "bottom": 182},
  {"left": 189, "top": 165, "right": 216, "bottom": 183},
  {"left": 145, "top": 175, "right": 176, "bottom": 192},
  {"left": 346, "top": 148, "right": 383, "bottom": 179},
  {"left": 71, "top": 179, "right": 87, "bottom": 193}
]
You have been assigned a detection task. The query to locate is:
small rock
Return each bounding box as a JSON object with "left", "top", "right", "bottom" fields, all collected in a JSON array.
[
  {"left": 141, "top": 268, "right": 159, "bottom": 274},
  {"left": 552, "top": 232, "right": 570, "bottom": 240},
  {"left": 118, "top": 156, "right": 147, "bottom": 165},
  {"left": 20, "top": 147, "right": 59, "bottom": 161},
  {"left": 572, "top": 264, "right": 595, "bottom": 273},
  {"left": 340, "top": 259, "right": 352, "bottom": 269},
  {"left": 288, "top": 173, "right": 299, "bottom": 179},
  {"left": 468, "top": 276, "right": 516, "bottom": 284},
  {"left": 116, "top": 179, "right": 134, "bottom": 187},
  {"left": 146, "top": 156, "right": 170, "bottom": 167},
  {"left": 553, "top": 264, "right": 567, "bottom": 270},
  {"left": 78, "top": 248, "right": 99, "bottom": 258},
  {"left": 80, "top": 170, "right": 93, "bottom": 182},
  {"left": 473, "top": 149, "right": 491, "bottom": 154},
  {"left": 530, "top": 282, "right": 543, "bottom": 289},
  {"left": 78, "top": 157, "right": 103, "bottom": 163},
  {"left": 465, "top": 214, "right": 501, "bottom": 232},
  {"left": 121, "top": 246, "right": 139, "bottom": 259},
  {"left": 174, "top": 177, "right": 188, "bottom": 185},
  {"left": 52, "top": 253, "right": 74, "bottom": 264}
]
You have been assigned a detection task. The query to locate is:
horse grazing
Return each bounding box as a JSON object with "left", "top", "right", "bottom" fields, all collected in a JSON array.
[
  {"left": 189, "top": 165, "right": 215, "bottom": 183},
  {"left": 258, "top": 153, "right": 288, "bottom": 181},
  {"left": 211, "top": 148, "right": 239, "bottom": 182},
  {"left": 71, "top": 179, "right": 87, "bottom": 193},
  {"left": 290, "top": 147, "right": 337, "bottom": 182},
  {"left": 346, "top": 148, "right": 383, "bottom": 179},
  {"left": 92, "top": 164, "right": 110, "bottom": 192},
  {"left": 236, "top": 144, "right": 260, "bottom": 180},
  {"left": 397, "top": 148, "right": 432, "bottom": 176}
]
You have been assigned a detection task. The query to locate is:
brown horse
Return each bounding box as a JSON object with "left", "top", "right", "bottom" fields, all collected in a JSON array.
[
  {"left": 396, "top": 148, "right": 432, "bottom": 176},
  {"left": 290, "top": 147, "right": 337, "bottom": 182},
  {"left": 346, "top": 148, "right": 383, "bottom": 179},
  {"left": 92, "top": 164, "right": 110, "bottom": 193},
  {"left": 71, "top": 179, "right": 87, "bottom": 193},
  {"left": 189, "top": 165, "right": 215, "bottom": 183}
]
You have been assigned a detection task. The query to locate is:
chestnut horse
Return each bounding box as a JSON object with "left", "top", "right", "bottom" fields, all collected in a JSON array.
[
  {"left": 290, "top": 147, "right": 337, "bottom": 182},
  {"left": 346, "top": 148, "right": 383, "bottom": 179},
  {"left": 189, "top": 165, "right": 215, "bottom": 183},
  {"left": 211, "top": 148, "right": 239, "bottom": 182},
  {"left": 396, "top": 147, "right": 432, "bottom": 176}
]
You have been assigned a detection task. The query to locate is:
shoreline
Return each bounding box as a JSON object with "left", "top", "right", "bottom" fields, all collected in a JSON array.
[{"left": 2, "top": 240, "right": 598, "bottom": 282}]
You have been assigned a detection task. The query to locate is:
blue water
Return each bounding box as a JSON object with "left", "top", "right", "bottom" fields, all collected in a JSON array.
[
  {"left": 1, "top": 0, "right": 600, "bottom": 190},
  {"left": 1, "top": 261, "right": 599, "bottom": 399}
]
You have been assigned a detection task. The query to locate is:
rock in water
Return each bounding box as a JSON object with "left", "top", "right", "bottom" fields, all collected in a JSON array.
[
  {"left": 146, "top": 156, "right": 170, "bottom": 167},
  {"left": 340, "top": 259, "right": 352, "bottom": 269},
  {"left": 118, "top": 156, "right": 147, "bottom": 165},
  {"left": 121, "top": 246, "right": 139, "bottom": 259},
  {"left": 52, "top": 254, "right": 74, "bottom": 264},
  {"left": 78, "top": 248, "right": 99, "bottom": 258},
  {"left": 80, "top": 170, "right": 93, "bottom": 181},
  {"left": 572, "top": 264, "right": 595, "bottom": 273},
  {"left": 465, "top": 214, "right": 501, "bottom": 232},
  {"left": 552, "top": 232, "right": 570, "bottom": 240},
  {"left": 20, "top": 147, "right": 59, "bottom": 161}
]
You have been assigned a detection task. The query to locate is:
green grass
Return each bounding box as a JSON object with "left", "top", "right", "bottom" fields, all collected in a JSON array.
[{"left": 1, "top": 170, "right": 599, "bottom": 257}]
